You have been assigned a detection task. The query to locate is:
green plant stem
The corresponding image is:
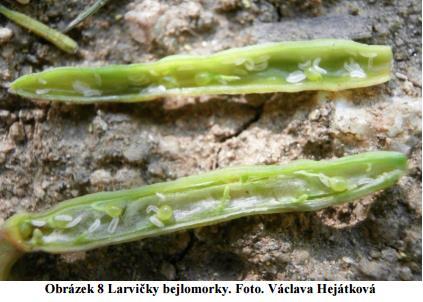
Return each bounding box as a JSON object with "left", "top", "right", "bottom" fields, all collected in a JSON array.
[
  {"left": 0, "top": 4, "right": 78, "bottom": 54},
  {"left": 0, "top": 239, "right": 22, "bottom": 281}
]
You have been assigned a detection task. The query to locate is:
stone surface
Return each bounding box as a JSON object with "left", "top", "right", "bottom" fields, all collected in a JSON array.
[{"left": 0, "top": 27, "right": 13, "bottom": 44}]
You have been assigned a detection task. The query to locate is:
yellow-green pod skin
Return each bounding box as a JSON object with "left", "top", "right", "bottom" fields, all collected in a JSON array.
[{"left": 9, "top": 39, "right": 392, "bottom": 103}]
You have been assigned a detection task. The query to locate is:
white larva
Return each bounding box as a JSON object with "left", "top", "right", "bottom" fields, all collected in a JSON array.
[
  {"left": 298, "top": 60, "right": 311, "bottom": 70},
  {"left": 359, "top": 51, "right": 378, "bottom": 69},
  {"left": 88, "top": 218, "right": 101, "bottom": 233},
  {"left": 286, "top": 71, "right": 306, "bottom": 83},
  {"left": 217, "top": 75, "right": 241, "bottom": 85},
  {"left": 54, "top": 214, "right": 73, "bottom": 222},
  {"left": 350, "top": 70, "right": 367, "bottom": 78},
  {"left": 145, "top": 85, "right": 166, "bottom": 94},
  {"left": 312, "top": 58, "right": 327, "bottom": 74},
  {"left": 107, "top": 217, "right": 119, "bottom": 234},
  {"left": 356, "top": 177, "right": 374, "bottom": 186},
  {"left": 149, "top": 215, "right": 165, "bottom": 228},
  {"left": 298, "top": 58, "right": 327, "bottom": 76},
  {"left": 155, "top": 192, "right": 166, "bottom": 201},
  {"left": 35, "top": 89, "right": 51, "bottom": 95},
  {"left": 295, "top": 170, "right": 330, "bottom": 188},
  {"left": 72, "top": 81, "right": 102, "bottom": 97},
  {"left": 344, "top": 59, "right": 366, "bottom": 78},
  {"left": 31, "top": 220, "right": 46, "bottom": 227},
  {"left": 42, "top": 231, "right": 69, "bottom": 244},
  {"left": 66, "top": 214, "right": 83, "bottom": 228}
]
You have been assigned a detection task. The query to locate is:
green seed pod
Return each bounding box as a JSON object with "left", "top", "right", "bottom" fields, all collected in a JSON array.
[
  {"left": 9, "top": 40, "right": 392, "bottom": 104},
  {"left": 0, "top": 151, "right": 407, "bottom": 279}
]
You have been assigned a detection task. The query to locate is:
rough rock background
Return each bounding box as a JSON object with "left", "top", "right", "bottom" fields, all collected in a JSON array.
[{"left": 0, "top": 0, "right": 421, "bottom": 280}]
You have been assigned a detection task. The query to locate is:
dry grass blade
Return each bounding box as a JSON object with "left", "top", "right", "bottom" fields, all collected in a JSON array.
[{"left": 65, "top": 0, "right": 111, "bottom": 32}]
